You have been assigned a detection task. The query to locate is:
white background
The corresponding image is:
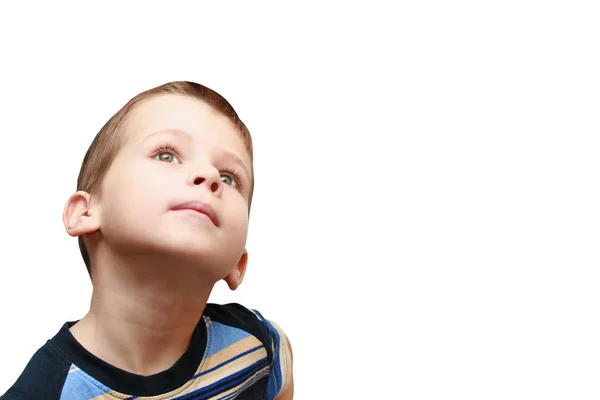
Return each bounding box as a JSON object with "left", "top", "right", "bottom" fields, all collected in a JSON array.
[{"left": 0, "top": 1, "right": 599, "bottom": 399}]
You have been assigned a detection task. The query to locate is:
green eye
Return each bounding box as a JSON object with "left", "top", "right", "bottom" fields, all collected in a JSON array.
[
  {"left": 221, "top": 174, "right": 236, "bottom": 187},
  {"left": 157, "top": 152, "right": 175, "bottom": 162},
  {"left": 154, "top": 145, "right": 180, "bottom": 163}
]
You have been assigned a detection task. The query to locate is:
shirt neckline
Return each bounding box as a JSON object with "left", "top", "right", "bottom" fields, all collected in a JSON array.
[{"left": 50, "top": 317, "right": 208, "bottom": 397}]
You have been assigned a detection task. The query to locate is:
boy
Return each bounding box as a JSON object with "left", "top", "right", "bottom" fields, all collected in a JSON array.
[{"left": 1, "top": 81, "right": 293, "bottom": 399}]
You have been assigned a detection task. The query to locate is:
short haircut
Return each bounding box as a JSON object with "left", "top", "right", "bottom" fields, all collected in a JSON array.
[{"left": 76, "top": 81, "right": 254, "bottom": 279}]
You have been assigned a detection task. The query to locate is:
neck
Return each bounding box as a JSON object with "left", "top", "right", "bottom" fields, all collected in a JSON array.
[{"left": 70, "top": 249, "right": 215, "bottom": 376}]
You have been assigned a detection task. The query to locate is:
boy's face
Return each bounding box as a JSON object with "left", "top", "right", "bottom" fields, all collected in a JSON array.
[{"left": 93, "top": 94, "right": 252, "bottom": 281}]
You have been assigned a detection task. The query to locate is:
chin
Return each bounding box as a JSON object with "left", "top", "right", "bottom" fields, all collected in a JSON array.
[{"left": 157, "top": 238, "right": 226, "bottom": 265}]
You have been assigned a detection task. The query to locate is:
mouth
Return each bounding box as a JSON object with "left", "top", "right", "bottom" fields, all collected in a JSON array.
[{"left": 171, "top": 201, "right": 219, "bottom": 227}]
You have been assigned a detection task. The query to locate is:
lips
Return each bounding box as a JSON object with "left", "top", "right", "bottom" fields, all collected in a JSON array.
[{"left": 171, "top": 201, "right": 219, "bottom": 226}]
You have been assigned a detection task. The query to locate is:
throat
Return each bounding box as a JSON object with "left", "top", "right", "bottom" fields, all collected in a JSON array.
[{"left": 70, "top": 312, "right": 197, "bottom": 376}]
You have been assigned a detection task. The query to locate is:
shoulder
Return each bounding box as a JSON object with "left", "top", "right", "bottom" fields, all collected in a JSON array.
[
  {"left": 1, "top": 339, "right": 71, "bottom": 399},
  {"left": 256, "top": 316, "right": 294, "bottom": 399},
  {"left": 203, "top": 303, "right": 271, "bottom": 351},
  {"left": 203, "top": 303, "right": 294, "bottom": 399}
]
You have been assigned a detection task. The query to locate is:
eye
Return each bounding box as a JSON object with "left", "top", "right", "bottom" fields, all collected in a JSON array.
[
  {"left": 154, "top": 145, "right": 181, "bottom": 164},
  {"left": 220, "top": 173, "right": 237, "bottom": 187},
  {"left": 220, "top": 169, "right": 244, "bottom": 191}
]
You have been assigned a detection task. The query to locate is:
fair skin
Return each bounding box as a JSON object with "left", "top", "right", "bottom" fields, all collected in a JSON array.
[{"left": 63, "top": 94, "right": 293, "bottom": 398}]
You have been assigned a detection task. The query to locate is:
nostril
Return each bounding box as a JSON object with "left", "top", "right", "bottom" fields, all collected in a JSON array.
[
  {"left": 194, "top": 177, "right": 205, "bottom": 185},
  {"left": 210, "top": 182, "right": 219, "bottom": 192}
]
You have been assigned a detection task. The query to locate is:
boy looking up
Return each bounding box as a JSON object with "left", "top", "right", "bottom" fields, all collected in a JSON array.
[{"left": 1, "top": 81, "right": 293, "bottom": 400}]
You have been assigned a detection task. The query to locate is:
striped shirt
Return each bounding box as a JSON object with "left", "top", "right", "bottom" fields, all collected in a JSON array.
[{"left": 0, "top": 304, "right": 291, "bottom": 400}]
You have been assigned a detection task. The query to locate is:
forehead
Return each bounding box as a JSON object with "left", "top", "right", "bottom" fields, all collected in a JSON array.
[{"left": 122, "top": 94, "right": 249, "bottom": 163}]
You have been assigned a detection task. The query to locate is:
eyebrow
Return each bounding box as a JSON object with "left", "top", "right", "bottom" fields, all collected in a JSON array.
[{"left": 143, "top": 129, "right": 251, "bottom": 179}]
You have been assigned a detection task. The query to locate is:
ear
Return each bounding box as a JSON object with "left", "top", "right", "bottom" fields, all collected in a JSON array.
[
  {"left": 223, "top": 250, "right": 248, "bottom": 291},
  {"left": 63, "top": 191, "right": 101, "bottom": 237}
]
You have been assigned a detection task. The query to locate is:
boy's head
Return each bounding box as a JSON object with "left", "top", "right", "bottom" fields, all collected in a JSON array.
[{"left": 68, "top": 81, "right": 254, "bottom": 288}]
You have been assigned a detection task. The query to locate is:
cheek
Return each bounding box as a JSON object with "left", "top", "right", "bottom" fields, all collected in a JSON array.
[
  {"left": 225, "top": 196, "right": 250, "bottom": 242},
  {"left": 102, "top": 167, "right": 164, "bottom": 222},
  {"left": 116, "top": 159, "right": 171, "bottom": 193}
]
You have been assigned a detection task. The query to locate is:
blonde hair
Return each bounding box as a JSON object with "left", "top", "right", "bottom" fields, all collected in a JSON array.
[{"left": 76, "top": 81, "right": 254, "bottom": 278}]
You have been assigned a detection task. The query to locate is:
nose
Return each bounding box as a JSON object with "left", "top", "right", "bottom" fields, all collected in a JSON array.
[{"left": 188, "top": 166, "right": 223, "bottom": 197}]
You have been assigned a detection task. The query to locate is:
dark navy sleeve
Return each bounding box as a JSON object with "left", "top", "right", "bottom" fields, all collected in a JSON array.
[{"left": 1, "top": 341, "right": 71, "bottom": 400}]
